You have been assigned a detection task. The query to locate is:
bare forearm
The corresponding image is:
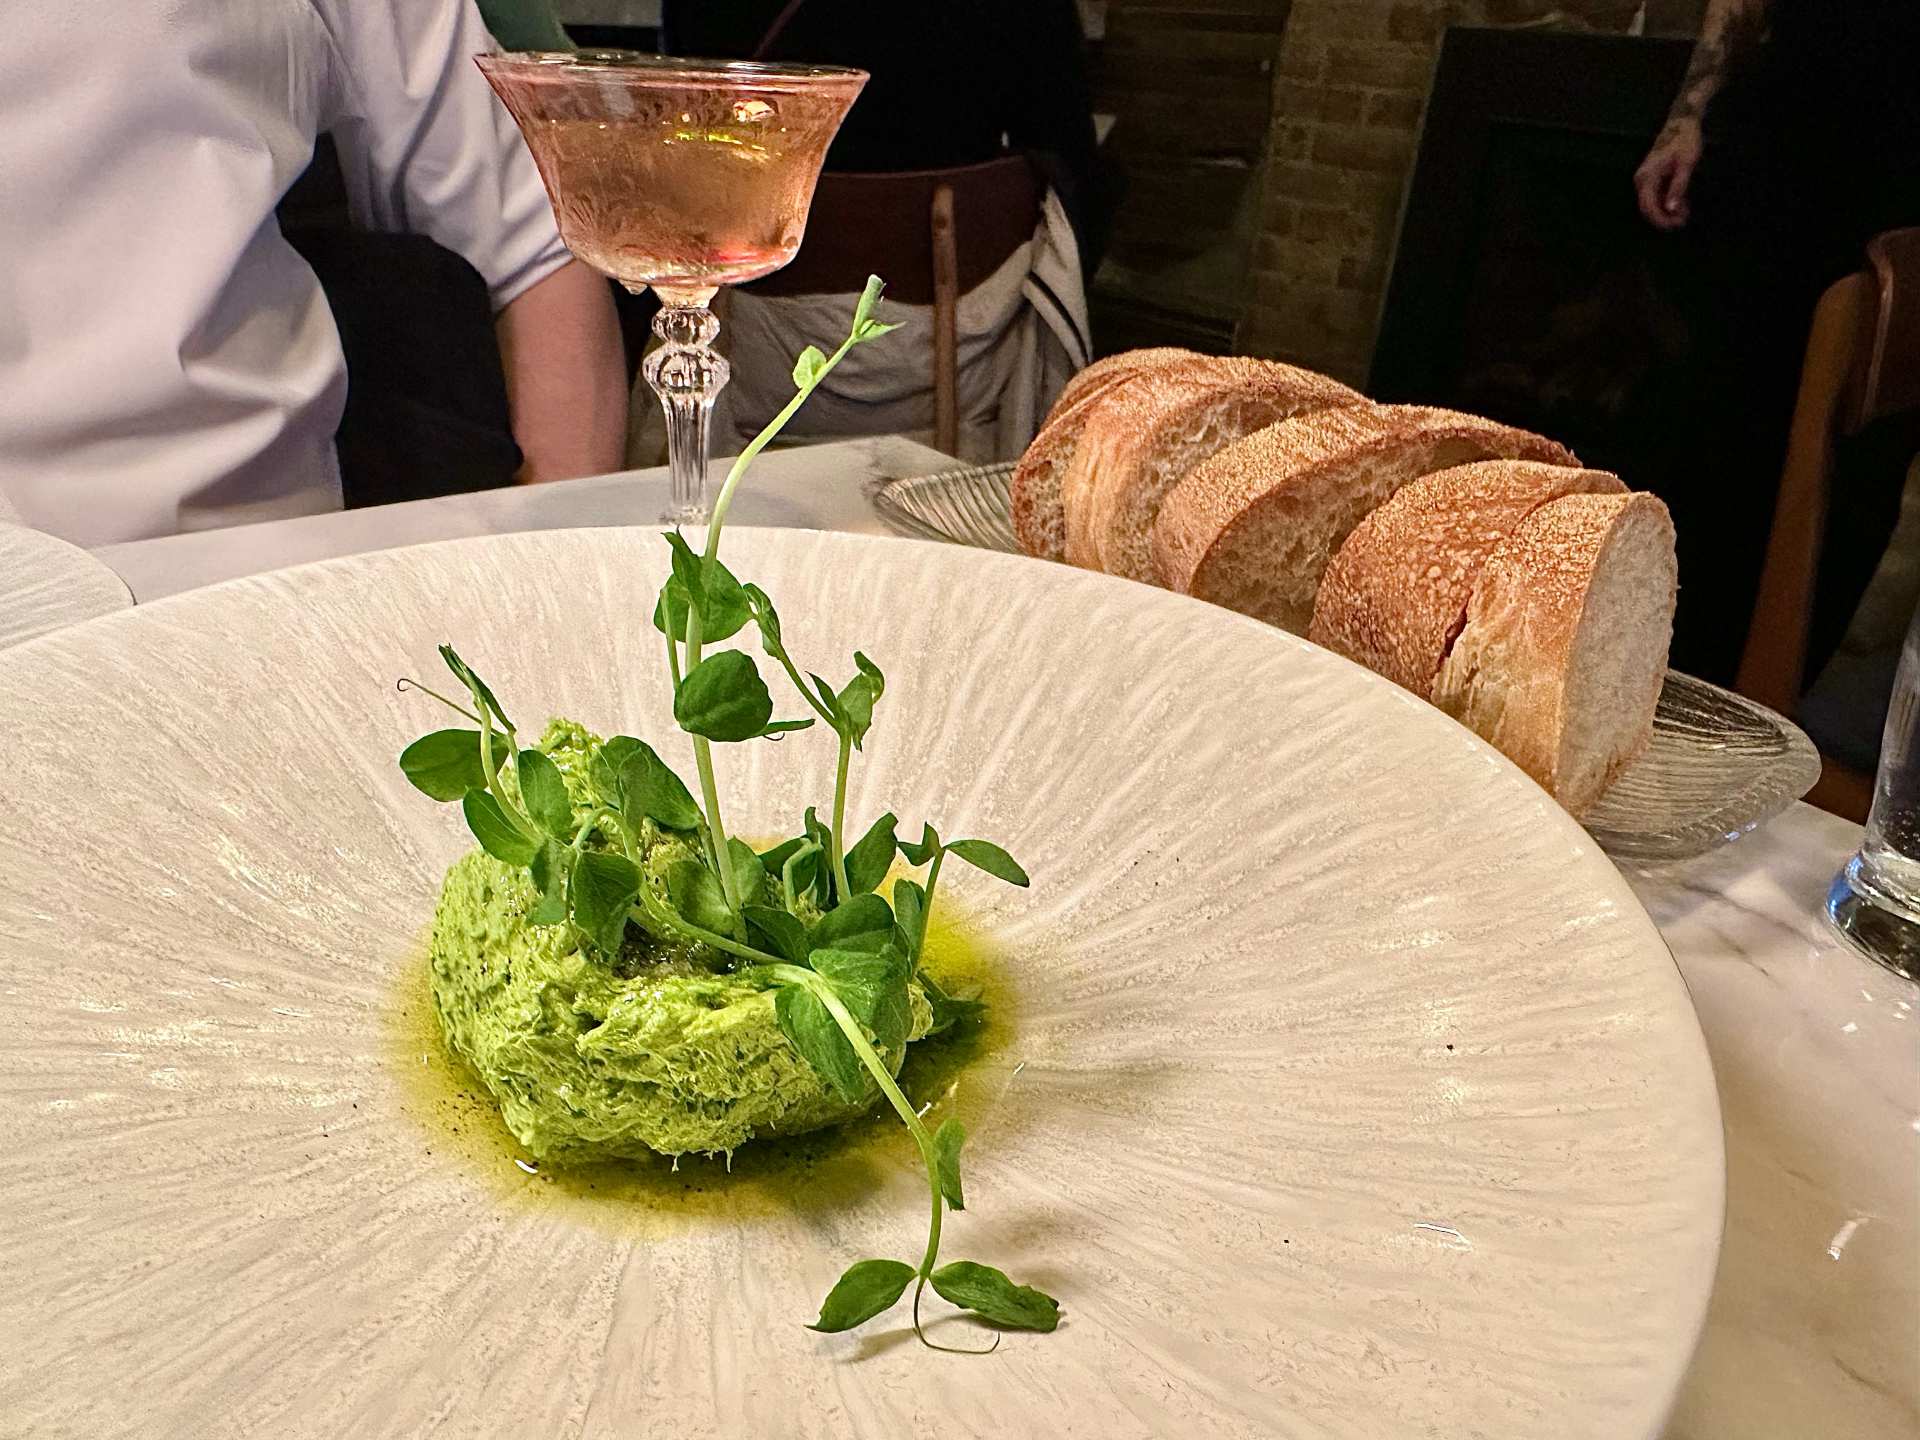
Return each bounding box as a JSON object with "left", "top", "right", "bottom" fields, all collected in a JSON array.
[
  {"left": 495, "top": 259, "right": 628, "bottom": 484},
  {"left": 1668, "top": 0, "right": 1770, "bottom": 125}
]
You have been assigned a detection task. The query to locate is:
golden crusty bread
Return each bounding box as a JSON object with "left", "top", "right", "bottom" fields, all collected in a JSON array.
[
  {"left": 1432, "top": 491, "right": 1677, "bottom": 816},
  {"left": 1010, "top": 347, "right": 1196, "bottom": 560},
  {"left": 1056, "top": 355, "right": 1283, "bottom": 568},
  {"left": 1069, "top": 361, "right": 1362, "bottom": 581},
  {"left": 1150, "top": 404, "right": 1579, "bottom": 632},
  {"left": 1048, "top": 346, "right": 1193, "bottom": 424},
  {"left": 1308, "top": 460, "right": 1626, "bottom": 693}
]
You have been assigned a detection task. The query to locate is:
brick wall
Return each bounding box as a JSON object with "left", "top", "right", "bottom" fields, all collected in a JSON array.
[{"left": 1237, "top": 0, "right": 1704, "bottom": 384}]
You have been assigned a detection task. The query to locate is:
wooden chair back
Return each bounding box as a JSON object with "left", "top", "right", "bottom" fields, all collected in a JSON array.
[
  {"left": 744, "top": 156, "right": 1043, "bottom": 455},
  {"left": 1737, "top": 227, "right": 1920, "bottom": 821},
  {"left": 1854, "top": 230, "right": 1920, "bottom": 432}
]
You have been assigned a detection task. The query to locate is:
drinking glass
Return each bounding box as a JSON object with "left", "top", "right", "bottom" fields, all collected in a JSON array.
[
  {"left": 1827, "top": 605, "right": 1920, "bottom": 980},
  {"left": 476, "top": 51, "right": 867, "bottom": 524}
]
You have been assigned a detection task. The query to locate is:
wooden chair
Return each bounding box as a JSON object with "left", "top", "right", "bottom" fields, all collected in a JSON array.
[
  {"left": 1736, "top": 228, "right": 1920, "bottom": 821},
  {"left": 745, "top": 156, "right": 1043, "bottom": 455}
]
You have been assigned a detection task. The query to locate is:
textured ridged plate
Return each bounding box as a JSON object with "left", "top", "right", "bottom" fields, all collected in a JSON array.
[
  {"left": 871, "top": 460, "right": 1020, "bottom": 551},
  {"left": 0, "top": 523, "right": 133, "bottom": 649},
  {"left": 0, "top": 529, "right": 1722, "bottom": 1438},
  {"left": 876, "top": 463, "right": 1819, "bottom": 860}
]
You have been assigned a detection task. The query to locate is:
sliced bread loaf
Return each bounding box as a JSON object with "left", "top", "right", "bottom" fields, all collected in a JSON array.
[
  {"left": 1150, "top": 404, "right": 1578, "bottom": 632},
  {"left": 1010, "top": 347, "right": 1196, "bottom": 560},
  {"left": 1069, "top": 361, "right": 1362, "bottom": 581},
  {"left": 1049, "top": 346, "right": 1194, "bottom": 423},
  {"left": 1308, "top": 460, "right": 1625, "bottom": 693},
  {"left": 1431, "top": 491, "right": 1677, "bottom": 815},
  {"left": 1056, "top": 354, "right": 1279, "bottom": 568}
]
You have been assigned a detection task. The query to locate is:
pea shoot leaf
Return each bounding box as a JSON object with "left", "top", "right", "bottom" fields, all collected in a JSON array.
[
  {"left": 462, "top": 789, "right": 538, "bottom": 866},
  {"left": 891, "top": 878, "right": 925, "bottom": 962},
  {"left": 675, "top": 650, "right": 773, "bottom": 742},
  {"left": 775, "top": 985, "right": 864, "bottom": 1102},
  {"left": 590, "top": 736, "right": 642, "bottom": 807},
  {"left": 528, "top": 839, "right": 572, "bottom": 926},
  {"left": 803, "top": 805, "right": 833, "bottom": 851},
  {"left": 945, "top": 839, "right": 1029, "bottom": 887},
  {"left": 757, "top": 717, "right": 816, "bottom": 738},
  {"left": 844, "top": 812, "right": 897, "bottom": 896},
  {"left": 933, "top": 997, "right": 988, "bottom": 1032},
  {"left": 921, "top": 974, "right": 987, "bottom": 1035},
  {"left": 743, "top": 583, "right": 786, "bottom": 660},
  {"left": 653, "top": 533, "right": 750, "bottom": 643},
  {"left": 665, "top": 857, "right": 735, "bottom": 934},
  {"left": 617, "top": 742, "right": 702, "bottom": 831},
  {"left": 438, "top": 645, "right": 514, "bottom": 734},
  {"left": 811, "top": 944, "right": 911, "bottom": 1053},
  {"left": 399, "top": 728, "right": 493, "bottom": 802},
  {"left": 571, "top": 850, "right": 641, "bottom": 956},
  {"left": 802, "top": 806, "right": 834, "bottom": 902},
  {"left": 807, "top": 672, "right": 843, "bottom": 727},
  {"left": 852, "top": 275, "right": 885, "bottom": 329},
  {"left": 809, "top": 893, "right": 895, "bottom": 952},
  {"left": 931, "top": 1117, "right": 966, "bottom": 1211},
  {"left": 928, "top": 1261, "right": 1059, "bottom": 1332},
  {"left": 743, "top": 905, "right": 810, "bottom": 964},
  {"left": 836, "top": 652, "right": 885, "bottom": 750},
  {"left": 726, "top": 837, "right": 766, "bottom": 908},
  {"left": 792, "top": 344, "right": 828, "bottom": 389},
  {"left": 758, "top": 836, "right": 807, "bottom": 875},
  {"left": 807, "top": 1258, "right": 914, "bottom": 1333},
  {"left": 516, "top": 748, "right": 573, "bottom": 838},
  {"left": 897, "top": 822, "right": 941, "bottom": 867}
]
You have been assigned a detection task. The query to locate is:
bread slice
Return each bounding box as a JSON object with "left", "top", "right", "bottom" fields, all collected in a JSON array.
[
  {"left": 1150, "top": 404, "right": 1578, "bottom": 632},
  {"left": 1068, "top": 361, "right": 1362, "bottom": 580},
  {"left": 1011, "top": 347, "right": 1196, "bottom": 560},
  {"left": 1308, "top": 460, "right": 1625, "bottom": 693},
  {"left": 1049, "top": 346, "right": 1195, "bottom": 424},
  {"left": 1432, "top": 492, "right": 1677, "bottom": 815}
]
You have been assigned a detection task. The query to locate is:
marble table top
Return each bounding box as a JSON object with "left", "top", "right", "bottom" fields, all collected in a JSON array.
[
  {"left": 1626, "top": 810, "right": 1917, "bottom": 1438},
  {"left": 59, "top": 438, "right": 1920, "bottom": 1436}
]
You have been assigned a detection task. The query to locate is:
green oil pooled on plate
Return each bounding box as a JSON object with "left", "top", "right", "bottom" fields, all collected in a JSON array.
[{"left": 389, "top": 898, "right": 1013, "bottom": 1237}]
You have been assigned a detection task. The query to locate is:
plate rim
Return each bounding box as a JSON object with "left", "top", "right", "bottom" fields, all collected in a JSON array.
[
  {"left": 0, "top": 521, "right": 136, "bottom": 649},
  {"left": 873, "top": 463, "right": 1821, "bottom": 861}
]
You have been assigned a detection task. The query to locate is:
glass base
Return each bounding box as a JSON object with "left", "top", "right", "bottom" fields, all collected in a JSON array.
[
  {"left": 660, "top": 502, "right": 710, "bottom": 527},
  {"left": 1827, "top": 856, "right": 1920, "bottom": 982}
]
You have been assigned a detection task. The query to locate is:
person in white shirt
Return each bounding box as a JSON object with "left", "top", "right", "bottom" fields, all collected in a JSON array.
[{"left": 0, "top": 0, "right": 626, "bottom": 547}]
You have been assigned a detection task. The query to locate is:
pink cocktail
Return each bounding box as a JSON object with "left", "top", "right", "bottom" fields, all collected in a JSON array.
[{"left": 478, "top": 51, "right": 867, "bottom": 522}]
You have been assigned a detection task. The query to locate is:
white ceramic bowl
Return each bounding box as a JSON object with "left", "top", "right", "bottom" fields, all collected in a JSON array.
[
  {"left": 0, "top": 523, "right": 133, "bottom": 648},
  {"left": 0, "top": 528, "right": 1722, "bottom": 1438}
]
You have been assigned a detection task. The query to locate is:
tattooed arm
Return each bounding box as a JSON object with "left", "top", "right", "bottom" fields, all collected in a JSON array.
[{"left": 1635, "top": 0, "right": 1771, "bottom": 230}]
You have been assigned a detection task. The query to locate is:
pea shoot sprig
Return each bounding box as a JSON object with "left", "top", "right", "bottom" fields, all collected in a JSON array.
[{"left": 397, "top": 278, "right": 1059, "bottom": 1348}]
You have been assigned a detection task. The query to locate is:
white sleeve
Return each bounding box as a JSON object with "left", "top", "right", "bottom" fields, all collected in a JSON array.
[{"left": 313, "top": 0, "right": 572, "bottom": 311}]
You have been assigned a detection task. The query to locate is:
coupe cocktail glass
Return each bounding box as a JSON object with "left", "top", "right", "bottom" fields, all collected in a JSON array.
[{"left": 477, "top": 51, "right": 867, "bottom": 524}]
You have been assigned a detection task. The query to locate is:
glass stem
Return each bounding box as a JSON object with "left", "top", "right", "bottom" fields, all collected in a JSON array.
[{"left": 643, "top": 297, "right": 729, "bottom": 526}]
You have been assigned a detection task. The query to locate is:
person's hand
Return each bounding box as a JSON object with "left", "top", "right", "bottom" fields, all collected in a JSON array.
[{"left": 1635, "top": 118, "right": 1703, "bottom": 230}]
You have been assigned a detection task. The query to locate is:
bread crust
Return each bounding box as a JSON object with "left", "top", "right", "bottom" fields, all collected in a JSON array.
[
  {"left": 1308, "top": 460, "right": 1625, "bottom": 693},
  {"left": 1150, "top": 405, "right": 1579, "bottom": 628},
  {"left": 1011, "top": 348, "right": 1195, "bottom": 559},
  {"left": 1077, "top": 362, "right": 1362, "bottom": 581},
  {"left": 1058, "top": 355, "right": 1284, "bottom": 568},
  {"left": 1432, "top": 492, "right": 1677, "bottom": 815}
]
